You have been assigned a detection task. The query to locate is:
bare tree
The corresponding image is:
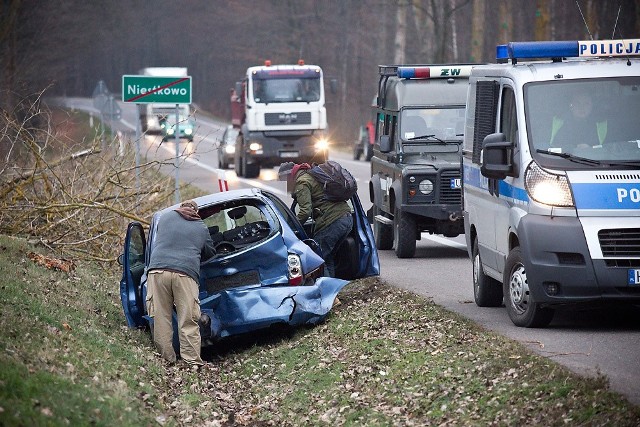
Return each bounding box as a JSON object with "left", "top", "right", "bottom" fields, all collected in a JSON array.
[{"left": 470, "top": 0, "right": 486, "bottom": 62}]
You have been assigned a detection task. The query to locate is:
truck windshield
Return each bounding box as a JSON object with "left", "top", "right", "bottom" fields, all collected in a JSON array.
[
  {"left": 400, "top": 108, "right": 465, "bottom": 142},
  {"left": 526, "top": 77, "right": 640, "bottom": 168},
  {"left": 252, "top": 77, "right": 321, "bottom": 103}
]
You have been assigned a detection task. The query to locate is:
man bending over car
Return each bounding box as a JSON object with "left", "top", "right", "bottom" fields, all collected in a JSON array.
[{"left": 146, "top": 199, "right": 215, "bottom": 367}]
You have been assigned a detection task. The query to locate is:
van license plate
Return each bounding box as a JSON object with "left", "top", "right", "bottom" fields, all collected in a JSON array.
[{"left": 629, "top": 269, "right": 640, "bottom": 285}]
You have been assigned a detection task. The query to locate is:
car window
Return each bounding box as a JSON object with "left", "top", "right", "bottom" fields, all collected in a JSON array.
[
  {"left": 224, "top": 128, "right": 239, "bottom": 144},
  {"left": 261, "top": 191, "right": 308, "bottom": 238}
]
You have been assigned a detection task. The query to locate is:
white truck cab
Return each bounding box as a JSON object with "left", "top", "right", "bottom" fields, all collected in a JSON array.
[{"left": 463, "top": 39, "right": 640, "bottom": 327}]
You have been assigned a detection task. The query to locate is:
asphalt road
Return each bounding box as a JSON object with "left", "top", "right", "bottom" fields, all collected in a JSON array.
[{"left": 57, "top": 97, "right": 640, "bottom": 406}]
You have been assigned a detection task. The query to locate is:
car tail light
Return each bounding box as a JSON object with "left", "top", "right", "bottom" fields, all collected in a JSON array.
[{"left": 288, "top": 254, "right": 303, "bottom": 286}]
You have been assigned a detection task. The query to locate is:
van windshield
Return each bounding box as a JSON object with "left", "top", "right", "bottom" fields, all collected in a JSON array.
[
  {"left": 525, "top": 77, "right": 640, "bottom": 167},
  {"left": 400, "top": 107, "right": 465, "bottom": 143}
]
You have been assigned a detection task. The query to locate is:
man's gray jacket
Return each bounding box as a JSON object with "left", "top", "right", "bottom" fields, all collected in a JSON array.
[{"left": 148, "top": 210, "right": 216, "bottom": 282}]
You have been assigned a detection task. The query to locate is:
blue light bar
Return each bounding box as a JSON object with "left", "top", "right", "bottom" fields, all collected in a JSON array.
[
  {"left": 496, "top": 41, "right": 578, "bottom": 61},
  {"left": 496, "top": 39, "right": 640, "bottom": 62}
]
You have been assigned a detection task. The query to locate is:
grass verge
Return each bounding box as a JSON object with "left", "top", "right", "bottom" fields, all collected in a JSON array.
[{"left": 1, "top": 234, "right": 639, "bottom": 426}]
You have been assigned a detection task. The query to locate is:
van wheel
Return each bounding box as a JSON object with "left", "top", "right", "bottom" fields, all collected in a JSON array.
[
  {"left": 504, "top": 247, "right": 554, "bottom": 328},
  {"left": 393, "top": 206, "right": 416, "bottom": 258},
  {"left": 373, "top": 205, "right": 393, "bottom": 250},
  {"left": 472, "top": 236, "right": 502, "bottom": 307}
]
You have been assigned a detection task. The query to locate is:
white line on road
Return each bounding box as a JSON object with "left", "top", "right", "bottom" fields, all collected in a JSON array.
[{"left": 422, "top": 234, "right": 467, "bottom": 250}]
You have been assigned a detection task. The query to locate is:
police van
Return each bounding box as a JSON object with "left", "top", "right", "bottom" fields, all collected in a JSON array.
[{"left": 463, "top": 39, "right": 640, "bottom": 327}]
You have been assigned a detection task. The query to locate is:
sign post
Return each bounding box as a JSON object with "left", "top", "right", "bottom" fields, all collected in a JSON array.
[{"left": 122, "top": 75, "right": 192, "bottom": 203}]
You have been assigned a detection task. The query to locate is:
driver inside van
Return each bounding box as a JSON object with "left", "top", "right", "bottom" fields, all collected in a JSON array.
[{"left": 550, "top": 92, "right": 607, "bottom": 151}]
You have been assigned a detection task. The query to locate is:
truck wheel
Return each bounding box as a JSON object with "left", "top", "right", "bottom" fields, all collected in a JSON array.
[
  {"left": 393, "top": 206, "right": 416, "bottom": 258},
  {"left": 243, "top": 157, "right": 260, "bottom": 178},
  {"left": 373, "top": 205, "right": 393, "bottom": 250},
  {"left": 472, "top": 236, "right": 502, "bottom": 307},
  {"left": 503, "top": 247, "right": 554, "bottom": 328}
]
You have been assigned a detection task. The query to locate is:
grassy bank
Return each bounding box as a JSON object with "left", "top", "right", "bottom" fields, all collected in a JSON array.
[{"left": 1, "top": 234, "right": 639, "bottom": 426}]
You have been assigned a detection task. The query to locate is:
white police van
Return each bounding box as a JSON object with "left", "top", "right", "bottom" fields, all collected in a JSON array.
[{"left": 463, "top": 39, "right": 640, "bottom": 327}]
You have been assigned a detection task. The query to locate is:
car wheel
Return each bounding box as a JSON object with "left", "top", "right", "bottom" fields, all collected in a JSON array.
[
  {"left": 234, "top": 148, "right": 243, "bottom": 177},
  {"left": 472, "top": 235, "right": 503, "bottom": 307},
  {"left": 219, "top": 155, "right": 228, "bottom": 169},
  {"left": 365, "top": 144, "right": 374, "bottom": 161},
  {"left": 503, "top": 247, "right": 554, "bottom": 328},
  {"left": 393, "top": 205, "right": 416, "bottom": 258},
  {"left": 353, "top": 146, "right": 361, "bottom": 160},
  {"left": 373, "top": 204, "right": 393, "bottom": 250}
]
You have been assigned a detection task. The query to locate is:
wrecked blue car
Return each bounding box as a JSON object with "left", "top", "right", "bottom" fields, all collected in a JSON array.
[{"left": 118, "top": 187, "right": 379, "bottom": 347}]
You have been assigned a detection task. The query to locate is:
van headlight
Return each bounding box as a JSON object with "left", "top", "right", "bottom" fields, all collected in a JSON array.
[{"left": 524, "top": 162, "right": 574, "bottom": 207}]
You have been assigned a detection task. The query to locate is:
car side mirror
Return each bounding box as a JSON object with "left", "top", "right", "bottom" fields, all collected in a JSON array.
[
  {"left": 117, "top": 253, "right": 124, "bottom": 266},
  {"left": 480, "top": 133, "right": 515, "bottom": 180},
  {"left": 379, "top": 135, "right": 392, "bottom": 153}
]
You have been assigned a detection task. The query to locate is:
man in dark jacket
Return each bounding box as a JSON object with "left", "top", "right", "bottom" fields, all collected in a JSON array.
[
  {"left": 147, "top": 199, "right": 215, "bottom": 366},
  {"left": 278, "top": 162, "right": 353, "bottom": 277}
]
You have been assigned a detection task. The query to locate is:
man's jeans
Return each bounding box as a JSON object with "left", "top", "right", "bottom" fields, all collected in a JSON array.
[{"left": 314, "top": 214, "right": 353, "bottom": 277}]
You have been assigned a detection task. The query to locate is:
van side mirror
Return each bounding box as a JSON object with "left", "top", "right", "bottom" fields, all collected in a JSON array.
[
  {"left": 379, "top": 135, "right": 392, "bottom": 153},
  {"left": 234, "top": 82, "right": 243, "bottom": 99},
  {"left": 480, "top": 133, "right": 515, "bottom": 180}
]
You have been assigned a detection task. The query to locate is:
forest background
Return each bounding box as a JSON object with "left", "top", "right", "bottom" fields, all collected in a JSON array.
[{"left": 2, "top": 0, "right": 640, "bottom": 143}]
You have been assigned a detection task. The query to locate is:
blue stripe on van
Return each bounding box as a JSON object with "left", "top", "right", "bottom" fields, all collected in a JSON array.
[
  {"left": 463, "top": 164, "right": 529, "bottom": 204},
  {"left": 572, "top": 182, "right": 640, "bottom": 209}
]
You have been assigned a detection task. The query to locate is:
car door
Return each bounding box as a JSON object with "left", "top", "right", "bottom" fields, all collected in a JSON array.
[
  {"left": 119, "top": 222, "right": 147, "bottom": 328},
  {"left": 335, "top": 193, "right": 380, "bottom": 279},
  {"left": 285, "top": 192, "right": 380, "bottom": 280}
]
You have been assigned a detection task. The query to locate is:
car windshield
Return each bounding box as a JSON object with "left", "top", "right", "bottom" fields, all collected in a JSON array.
[
  {"left": 224, "top": 128, "right": 239, "bottom": 144},
  {"left": 252, "top": 77, "right": 321, "bottom": 103},
  {"left": 526, "top": 77, "right": 640, "bottom": 168},
  {"left": 164, "top": 115, "right": 191, "bottom": 125},
  {"left": 400, "top": 107, "right": 465, "bottom": 142}
]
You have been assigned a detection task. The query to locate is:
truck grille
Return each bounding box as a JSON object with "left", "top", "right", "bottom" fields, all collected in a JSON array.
[
  {"left": 598, "top": 228, "right": 640, "bottom": 257},
  {"left": 265, "top": 112, "right": 312, "bottom": 126},
  {"left": 439, "top": 170, "right": 462, "bottom": 204}
]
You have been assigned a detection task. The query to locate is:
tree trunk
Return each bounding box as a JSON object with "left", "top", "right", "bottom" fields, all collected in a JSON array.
[
  {"left": 534, "top": 0, "right": 551, "bottom": 41},
  {"left": 394, "top": 0, "right": 407, "bottom": 64},
  {"left": 470, "top": 0, "right": 485, "bottom": 62}
]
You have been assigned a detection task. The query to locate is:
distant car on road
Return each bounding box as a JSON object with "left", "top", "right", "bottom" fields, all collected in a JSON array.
[
  {"left": 160, "top": 114, "right": 194, "bottom": 142},
  {"left": 118, "top": 188, "right": 379, "bottom": 348},
  {"left": 217, "top": 125, "right": 239, "bottom": 169}
]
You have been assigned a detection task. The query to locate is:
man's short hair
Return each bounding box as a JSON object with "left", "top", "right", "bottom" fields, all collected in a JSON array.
[
  {"left": 278, "top": 162, "right": 295, "bottom": 181},
  {"left": 180, "top": 199, "right": 198, "bottom": 210}
]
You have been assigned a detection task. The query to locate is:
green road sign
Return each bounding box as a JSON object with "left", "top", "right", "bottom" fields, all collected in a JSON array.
[{"left": 122, "top": 75, "right": 192, "bottom": 104}]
